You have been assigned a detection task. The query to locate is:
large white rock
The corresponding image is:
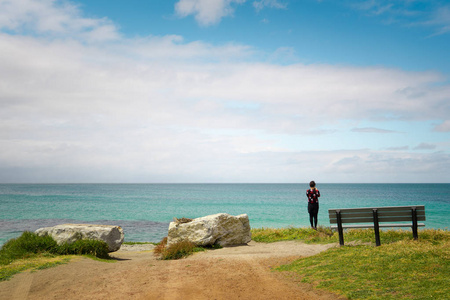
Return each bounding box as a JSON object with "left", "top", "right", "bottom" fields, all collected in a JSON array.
[
  {"left": 167, "top": 213, "right": 251, "bottom": 247},
  {"left": 35, "top": 224, "right": 124, "bottom": 252}
]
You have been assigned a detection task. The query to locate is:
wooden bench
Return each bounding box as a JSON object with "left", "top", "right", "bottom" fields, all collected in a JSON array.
[{"left": 328, "top": 205, "right": 425, "bottom": 246}]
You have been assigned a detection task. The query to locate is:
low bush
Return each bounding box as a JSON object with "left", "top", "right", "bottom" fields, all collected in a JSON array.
[
  {"left": 161, "top": 240, "right": 197, "bottom": 260},
  {"left": 154, "top": 237, "right": 206, "bottom": 260},
  {"left": 153, "top": 237, "right": 168, "bottom": 256},
  {"left": 55, "top": 239, "right": 110, "bottom": 259},
  {"left": 0, "top": 232, "right": 112, "bottom": 281},
  {"left": 0, "top": 232, "right": 111, "bottom": 266},
  {"left": 0, "top": 232, "right": 58, "bottom": 265}
]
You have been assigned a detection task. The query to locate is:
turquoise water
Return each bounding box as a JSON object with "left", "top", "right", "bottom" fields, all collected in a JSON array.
[{"left": 1, "top": 183, "right": 449, "bottom": 246}]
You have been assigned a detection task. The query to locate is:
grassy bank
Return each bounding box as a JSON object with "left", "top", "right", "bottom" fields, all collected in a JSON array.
[
  {"left": 251, "top": 227, "right": 449, "bottom": 299},
  {"left": 0, "top": 232, "right": 112, "bottom": 281}
]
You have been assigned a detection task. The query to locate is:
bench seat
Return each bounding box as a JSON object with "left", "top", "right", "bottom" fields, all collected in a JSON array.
[{"left": 328, "top": 205, "right": 425, "bottom": 246}]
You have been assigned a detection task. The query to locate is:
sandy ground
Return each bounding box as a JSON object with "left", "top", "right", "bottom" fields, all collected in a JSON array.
[{"left": 1, "top": 241, "right": 347, "bottom": 300}]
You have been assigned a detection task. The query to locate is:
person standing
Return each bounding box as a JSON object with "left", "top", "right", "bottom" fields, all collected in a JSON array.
[{"left": 306, "top": 181, "right": 320, "bottom": 230}]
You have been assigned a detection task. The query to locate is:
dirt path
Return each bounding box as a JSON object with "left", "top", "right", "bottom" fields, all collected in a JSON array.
[{"left": 1, "top": 241, "right": 346, "bottom": 300}]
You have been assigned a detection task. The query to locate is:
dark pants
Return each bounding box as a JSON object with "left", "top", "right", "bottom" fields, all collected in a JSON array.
[{"left": 308, "top": 202, "right": 319, "bottom": 228}]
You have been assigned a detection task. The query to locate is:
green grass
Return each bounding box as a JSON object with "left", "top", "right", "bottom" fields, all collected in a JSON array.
[
  {"left": 33, "top": 259, "right": 72, "bottom": 271},
  {"left": 0, "top": 232, "right": 113, "bottom": 281},
  {"left": 55, "top": 239, "right": 110, "bottom": 258},
  {"left": 0, "top": 256, "right": 74, "bottom": 281},
  {"left": 250, "top": 226, "right": 447, "bottom": 245},
  {"left": 251, "top": 226, "right": 337, "bottom": 244},
  {"left": 0, "top": 231, "right": 58, "bottom": 265},
  {"left": 123, "top": 241, "right": 158, "bottom": 245},
  {"left": 251, "top": 227, "right": 449, "bottom": 299}
]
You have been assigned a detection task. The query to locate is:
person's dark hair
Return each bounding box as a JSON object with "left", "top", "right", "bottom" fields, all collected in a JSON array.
[{"left": 309, "top": 181, "right": 316, "bottom": 188}]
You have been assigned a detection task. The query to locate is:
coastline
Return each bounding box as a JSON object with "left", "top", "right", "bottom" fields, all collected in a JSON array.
[{"left": 0, "top": 240, "right": 344, "bottom": 300}]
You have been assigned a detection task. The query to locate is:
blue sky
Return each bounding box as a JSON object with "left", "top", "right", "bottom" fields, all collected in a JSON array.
[{"left": 0, "top": 0, "right": 449, "bottom": 183}]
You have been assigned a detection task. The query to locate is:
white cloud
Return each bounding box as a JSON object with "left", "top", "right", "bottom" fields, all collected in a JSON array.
[
  {"left": 386, "top": 146, "right": 409, "bottom": 151},
  {"left": 324, "top": 149, "right": 450, "bottom": 182},
  {"left": 426, "top": 5, "right": 450, "bottom": 36},
  {"left": 434, "top": 120, "right": 450, "bottom": 132},
  {"left": 173, "top": 0, "right": 288, "bottom": 26},
  {"left": 253, "top": 0, "right": 287, "bottom": 12},
  {"left": 351, "top": 127, "right": 397, "bottom": 133},
  {"left": 0, "top": 0, "right": 120, "bottom": 41},
  {"left": 413, "top": 143, "right": 437, "bottom": 150},
  {"left": 351, "top": 1, "right": 450, "bottom": 36},
  {"left": 175, "top": 0, "right": 246, "bottom": 26}
]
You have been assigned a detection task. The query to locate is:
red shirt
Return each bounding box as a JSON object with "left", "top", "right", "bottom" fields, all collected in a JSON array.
[{"left": 306, "top": 188, "right": 320, "bottom": 204}]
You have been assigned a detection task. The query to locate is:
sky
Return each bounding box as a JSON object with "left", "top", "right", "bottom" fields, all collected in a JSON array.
[{"left": 0, "top": 0, "right": 449, "bottom": 183}]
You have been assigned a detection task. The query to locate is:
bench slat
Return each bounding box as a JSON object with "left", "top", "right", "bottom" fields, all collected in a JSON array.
[
  {"left": 329, "top": 206, "right": 424, "bottom": 213},
  {"left": 330, "top": 223, "right": 425, "bottom": 229},
  {"left": 330, "top": 215, "right": 426, "bottom": 224},
  {"left": 328, "top": 210, "right": 425, "bottom": 218}
]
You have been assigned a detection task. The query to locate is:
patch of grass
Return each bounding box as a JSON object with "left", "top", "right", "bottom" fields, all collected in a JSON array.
[
  {"left": 0, "top": 231, "right": 113, "bottom": 281},
  {"left": 154, "top": 237, "right": 207, "bottom": 260},
  {"left": 250, "top": 226, "right": 443, "bottom": 246},
  {"left": 251, "top": 226, "right": 336, "bottom": 244},
  {"left": 276, "top": 228, "right": 450, "bottom": 299},
  {"left": 55, "top": 239, "right": 110, "bottom": 259},
  {"left": 33, "top": 258, "right": 72, "bottom": 271},
  {"left": 0, "top": 231, "right": 58, "bottom": 265},
  {"left": 82, "top": 255, "right": 117, "bottom": 263},
  {"left": 123, "top": 241, "right": 157, "bottom": 245},
  {"left": 0, "top": 256, "right": 73, "bottom": 281}
]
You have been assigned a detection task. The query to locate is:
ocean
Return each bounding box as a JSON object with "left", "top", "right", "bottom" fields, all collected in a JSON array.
[{"left": 1, "top": 183, "right": 449, "bottom": 246}]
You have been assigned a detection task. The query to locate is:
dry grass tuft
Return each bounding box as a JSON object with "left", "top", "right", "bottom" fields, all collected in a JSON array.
[
  {"left": 153, "top": 237, "right": 201, "bottom": 260},
  {"left": 153, "top": 237, "right": 167, "bottom": 257}
]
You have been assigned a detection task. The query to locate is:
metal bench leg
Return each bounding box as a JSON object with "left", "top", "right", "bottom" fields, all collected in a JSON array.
[
  {"left": 336, "top": 210, "right": 344, "bottom": 246},
  {"left": 412, "top": 207, "right": 418, "bottom": 240},
  {"left": 373, "top": 209, "right": 381, "bottom": 246}
]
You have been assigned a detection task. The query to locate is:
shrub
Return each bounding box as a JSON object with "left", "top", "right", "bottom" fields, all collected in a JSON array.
[
  {"left": 56, "top": 239, "right": 110, "bottom": 259},
  {"left": 153, "top": 237, "right": 168, "bottom": 257},
  {"left": 0, "top": 231, "right": 58, "bottom": 265},
  {"left": 161, "top": 239, "right": 197, "bottom": 260},
  {"left": 154, "top": 237, "right": 204, "bottom": 260},
  {"left": 0, "top": 232, "right": 111, "bottom": 265}
]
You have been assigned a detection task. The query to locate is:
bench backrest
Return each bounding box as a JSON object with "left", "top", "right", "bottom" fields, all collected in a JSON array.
[{"left": 328, "top": 206, "right": 425, "bottom": 224}]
